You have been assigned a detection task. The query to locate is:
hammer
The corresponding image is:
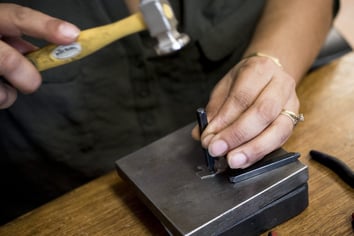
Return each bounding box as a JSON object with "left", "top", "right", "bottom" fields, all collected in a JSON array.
[{"left": 26, "top": 0, "right": 190, "bottom": 71}]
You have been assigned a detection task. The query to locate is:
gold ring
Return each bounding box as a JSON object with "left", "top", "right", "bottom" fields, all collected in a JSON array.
[{"left": 280, "top": 109, "right": 304, "bottom": 126}]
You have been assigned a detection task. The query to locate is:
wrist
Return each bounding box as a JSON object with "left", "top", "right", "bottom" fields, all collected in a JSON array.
[{"left": 242, "top": 52, "right": 283, "bottom": 68}]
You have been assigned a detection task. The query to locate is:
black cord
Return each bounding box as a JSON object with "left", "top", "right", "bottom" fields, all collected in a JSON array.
[{"left": 310, "top": 150, "right": 354, "bottom": 188}]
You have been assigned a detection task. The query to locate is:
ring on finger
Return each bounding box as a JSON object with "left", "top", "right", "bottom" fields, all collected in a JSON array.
[{"left": 280, "top": 109, "right": 304, "bottom": 126}]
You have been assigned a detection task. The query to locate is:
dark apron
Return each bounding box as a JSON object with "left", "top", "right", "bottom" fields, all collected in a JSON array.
[{"left": 0, "top": 0, "right": 264, "bottom": 224}]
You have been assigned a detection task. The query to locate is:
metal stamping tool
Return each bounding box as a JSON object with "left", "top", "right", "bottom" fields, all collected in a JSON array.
[{"left": 195, "top": 108, "right": 228, "bottom": 179}]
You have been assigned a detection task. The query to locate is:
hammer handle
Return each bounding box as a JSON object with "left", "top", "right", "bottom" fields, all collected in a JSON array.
[{"left": 26, "top": 12, "right": 146, "bottom": 71}]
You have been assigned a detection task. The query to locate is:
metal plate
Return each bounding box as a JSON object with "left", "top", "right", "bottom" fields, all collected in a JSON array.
[{"left": 116, "top": 123, "right": 308, "bottom": 236}]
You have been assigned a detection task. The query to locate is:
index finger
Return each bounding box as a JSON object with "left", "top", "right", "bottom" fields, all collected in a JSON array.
[{"left": 0, "top": 3, "right": 80, "bottom": 44}]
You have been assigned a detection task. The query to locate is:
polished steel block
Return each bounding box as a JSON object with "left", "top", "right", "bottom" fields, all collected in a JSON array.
[{"left": 116, "top": 123, "right": 308, "bottom": 235}]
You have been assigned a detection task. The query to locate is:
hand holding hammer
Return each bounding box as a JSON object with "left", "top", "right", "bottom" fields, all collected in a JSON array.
[
  {"left": 0, "top": 1, "right": 189, "bottom": 108},
  {"left": 27, "top": 0, "right": 190, "bottom": 71}
]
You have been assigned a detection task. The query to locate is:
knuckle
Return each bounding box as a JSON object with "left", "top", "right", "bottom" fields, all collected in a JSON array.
[
  {"left": 0, "top": 47, "right": 21, "bottom": 75},
  {"left": 243, "top": 56, "right": 274, "bottom": 72},
  {"left": 262, "top": 56, "right": 277, "bottom": 68},
  {"left": 211, "top": 114, "right": 233, "bottom": 133},
  {"left": 217, "top": 115, "right": 231, "bottom": 128},
  {"left": 0, "top": 89, "right": 9, "bottom": 105},
  {"left": 282, "top": 74, "right": 297, "bottom": 92},
  {"left": 0, "top": 84, "right": 16, "bottom": 109},
  {"left": 229, "top": 90, "right": 252, "bottom": 111},
  {"left": 12, "top": 5, "right": 32, "bottom": 25},
  {"left": 238, "top": 60, "right": 257, "bottom": 75},
  {"left": 255, "top": 99, "right": 281, "bottom": 125},
  {"left": 286, "top": 75, "right": 296, "bottom": 88},
  {"left": 252, "top": 56, "right": 280, "bottom": 70},
  {"left": 251, "top": 56, "right": 269, "bottom": 66},
  {"left": 229, "top": 126, "right": 248, "bottom": 146}
]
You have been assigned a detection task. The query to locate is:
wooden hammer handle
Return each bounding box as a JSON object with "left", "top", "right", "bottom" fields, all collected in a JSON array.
[{"left": 26, "top": 12, "right": 146, "bottom": 71}]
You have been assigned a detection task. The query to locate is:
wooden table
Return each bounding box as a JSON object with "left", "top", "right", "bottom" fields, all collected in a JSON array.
[{"left": 1, "top": 53, "right": 354, "bottom": 236}]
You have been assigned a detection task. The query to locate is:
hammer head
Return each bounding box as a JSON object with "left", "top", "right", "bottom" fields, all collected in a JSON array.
[{"left": 140, "top": 0, "right": 190, "bottom": 55}]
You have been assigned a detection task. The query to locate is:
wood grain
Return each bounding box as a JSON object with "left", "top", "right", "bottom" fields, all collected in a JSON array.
[{"left": 0, "top": 53, "right": 354, "bottom": 235}]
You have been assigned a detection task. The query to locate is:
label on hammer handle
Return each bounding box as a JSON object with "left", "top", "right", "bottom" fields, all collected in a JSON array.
[{"left": 50, "top": 42, "right": 82, "bottom": 60}]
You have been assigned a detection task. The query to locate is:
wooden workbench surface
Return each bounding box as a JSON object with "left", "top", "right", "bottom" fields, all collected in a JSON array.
[{"left": 0, "top": 53, "right": 354, "bottom": 235}]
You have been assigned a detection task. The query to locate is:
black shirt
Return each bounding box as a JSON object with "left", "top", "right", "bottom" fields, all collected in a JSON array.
[{"left": 0, "top": 0, "right": 265, "bottom": 224}]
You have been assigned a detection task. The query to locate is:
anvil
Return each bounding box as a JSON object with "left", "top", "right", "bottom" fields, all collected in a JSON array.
[{"left": 116, "top": 123, "right": 308, "bottom": 235}]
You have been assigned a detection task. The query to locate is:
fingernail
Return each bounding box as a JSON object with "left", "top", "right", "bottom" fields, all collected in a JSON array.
[
  {"left": 209, "top": 139, "right": 228, "bottom": 157},
  {"left": 59, "top": 22, "right": 80, "bottom": 39},
  {"left": 228, "top": 152, "right": 248, "bottom": 168}
]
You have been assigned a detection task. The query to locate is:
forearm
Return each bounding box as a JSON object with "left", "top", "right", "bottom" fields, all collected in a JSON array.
[{"left": 243, "top": 0, "right": 334, "bottom": 83}]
